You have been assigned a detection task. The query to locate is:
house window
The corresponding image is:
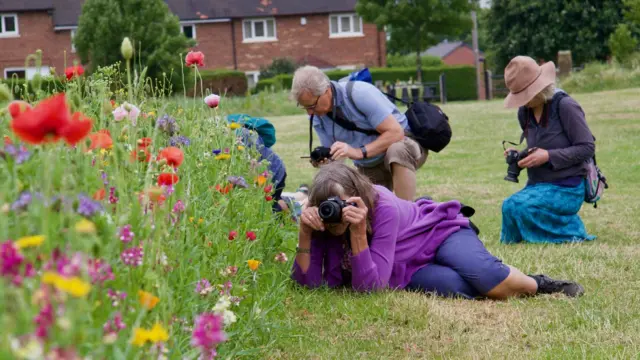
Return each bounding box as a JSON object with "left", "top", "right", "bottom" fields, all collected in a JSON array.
[
  {"left": 181, "top": 24, "right": 196, "bottom": 39},
  {"left": 242, "top": 18, "right": 276, "bottom": 42},
  {"left": 70, "top": 30, "right": 77, "bottom": 53},
  {"left": 0, "top": 13, "right": 19, "bottom": 37},
  {"left": 4, "top": 68, "right": 26, "bottom": 79},
  {"left": 329, "top": 14, "right": 363, "bottom": 38}
]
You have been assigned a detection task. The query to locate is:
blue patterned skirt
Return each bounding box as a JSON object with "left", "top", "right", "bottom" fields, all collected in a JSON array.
[{"left": 501, "top": 181, "right": 596, "bottom": 244}]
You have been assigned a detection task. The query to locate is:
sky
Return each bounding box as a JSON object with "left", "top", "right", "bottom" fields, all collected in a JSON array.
[{"left": 480, "top": 0, "right": 491, "bottom": 8}]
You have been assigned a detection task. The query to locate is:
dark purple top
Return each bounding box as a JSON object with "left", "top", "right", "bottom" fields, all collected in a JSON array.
[
  {"left": 291, "top": 186, "right": 470, "bottom": 292},
  {"left": 518, "top": 92, "right": 595, "bottom": 185}
]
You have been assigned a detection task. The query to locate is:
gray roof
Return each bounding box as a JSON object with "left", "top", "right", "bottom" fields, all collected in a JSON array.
[
  {"left": 423, "top": 41, "right": 466, "bottom": 58},
  {"left": 0, "top": 0, "right": 53, "bottom": 12},
  {"left": 1, "top": 0, "right": 357, "bottom": 26}
]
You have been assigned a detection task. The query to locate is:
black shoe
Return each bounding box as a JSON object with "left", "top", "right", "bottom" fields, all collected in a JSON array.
[{"left": 529, "top": 274, "right": 585, "bottom": 297}]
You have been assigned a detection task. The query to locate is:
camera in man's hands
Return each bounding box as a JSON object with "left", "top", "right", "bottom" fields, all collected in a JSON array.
[
  {"left": 310, "top": 146, "right": 332, "bottom": 162},
  {"left": 318, "top": 196, "right": 357, "bottom": 223},
  {"left": 504, "top": 149, "right": 530, "bottom": 183}
]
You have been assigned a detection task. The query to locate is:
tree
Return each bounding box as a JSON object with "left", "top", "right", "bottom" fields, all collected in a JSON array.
[
  {"left": 486, "top": 0, "right": 624, "bottom": 72},
  {"left": 75, "top": 0, "right": 193, "bottom": 83},
  {"left": 609, "top": 24, "right": 638, "bottom": 65},
  {"left": 356, "top": 0, "right": 475, "bottom": 81}
]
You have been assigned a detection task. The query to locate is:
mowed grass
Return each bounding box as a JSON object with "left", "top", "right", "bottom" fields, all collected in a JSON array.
[{"left": 262, "top": 88, "right": 640, "bottom": 359}]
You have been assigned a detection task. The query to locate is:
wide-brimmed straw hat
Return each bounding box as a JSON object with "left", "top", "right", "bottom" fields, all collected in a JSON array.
[{"left": 504, "top": 56, "right": 556, "bottom": 108}]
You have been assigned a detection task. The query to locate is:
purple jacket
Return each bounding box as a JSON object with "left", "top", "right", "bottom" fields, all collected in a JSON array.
[{"left": 292, "top": 185, "right": 470, "bottom": 292}]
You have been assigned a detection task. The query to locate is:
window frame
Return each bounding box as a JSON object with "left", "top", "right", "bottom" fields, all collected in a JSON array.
[
  {"left": 329, "top": 13, "right": 364, "bottom": 38},
  {"left": 4, "top": 67, "right": 26, "bottom": 79},
  {"left": 242, "top": 18, "right": 277, "bottom": 43},
  {"left": 70, "top": 29, "right": 77, "bottom": 53},
  {"left": 181, "top": 23, "right": 197, "bottom": 40},
  {"left": 0, "top": 13, "right": 19, "bottom": 38}
]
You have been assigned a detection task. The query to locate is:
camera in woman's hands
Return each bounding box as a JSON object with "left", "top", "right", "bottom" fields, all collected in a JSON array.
[
  {"left": 504, "top": 149, "right": 529, "bottom": 183},
  {"left": 318, "top": 196, "right": 357, "bottom": 223}
]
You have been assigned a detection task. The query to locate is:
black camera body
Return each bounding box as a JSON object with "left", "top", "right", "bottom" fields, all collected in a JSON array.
[
  {"left": 504, "top": 149, "right": 530, "bottom": 183},
  {"left": 310, "top": 146, "right": 332, "bottom": 162},
  {"left": 318, "top": 196, "right": 356, "bottom": 223}
]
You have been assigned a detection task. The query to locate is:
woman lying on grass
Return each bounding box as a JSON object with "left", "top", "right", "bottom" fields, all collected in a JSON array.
[{"left": 292, "top": 162, "right": 584, "bottom": 299}]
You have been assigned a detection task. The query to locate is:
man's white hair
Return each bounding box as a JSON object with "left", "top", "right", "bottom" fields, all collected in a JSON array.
[{"left": 291, "top": 65, "right": 330, "bottom": 100}]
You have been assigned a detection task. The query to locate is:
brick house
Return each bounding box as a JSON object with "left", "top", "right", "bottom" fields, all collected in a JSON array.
[
  {"left": 0, "top": 0, "right": 387, "bottom": 87},
  {"left": 423, "top": 40, "right": 484, "bottom": 67}
]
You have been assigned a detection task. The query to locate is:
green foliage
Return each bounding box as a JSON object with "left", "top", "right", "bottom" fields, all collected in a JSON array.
[
  {"left": 486, "top": 0, "right": 625, "bottom": 72},
  {"left": 387, "top": 53, "right": 443, "bottom": 68},
  {"left": 356, "top": 0, "right": 474, "bottom": 79},
  {"left": 0, "top": 77, "right": 66, "bottom": 100},
  {"left": 186, "top": 70, "right": 248, "bottom": 97},
  {"left": 259, "top": 58, "right": 298, "bottom": 80},
  {"left": 74, "top": 0, "right": 193, "bottom": 84},
  {"left": 559, "top": 57, "right": 640, "bottom": 93},
  {"left": 255, "top": 66, "right": 478, "bottom": 101},
  {"left": 609, "top": 24, "right": 639, "bottom": 65}
]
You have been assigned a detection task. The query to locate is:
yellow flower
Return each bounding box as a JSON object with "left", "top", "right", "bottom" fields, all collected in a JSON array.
[
  {"left": 189, "top": 217, "right": 195, "bottom": 223},
  {"left": 42, "top": 272, "right": 91, "bottom": 298},
  {"left": 138, "top": 290, "right": 160, "bottom": 310},
  {"left": 228, "top": 122, "right": 242, "bottom": 130},
  {"left": 198, "top": 218, "right": 204, "bottom": 224},
  {"left": 74, "top": 219, "right": 96, "bottom": 234},
  {"left": 131, "top": 328, "right": 150, "bottom": 346},
  {"left": 247, "top": 259, "right": 261, "bottom": 271},
  {"left": 131, "top": 323, "right": 169, "bottom": 346},
  {"left": 147, "top": 323, "right": 169, "bottom": 343},
  {"left": 148, "top": 111, "right": 156, "bottom": 117},
  {"left": 15, "top": 235, "right": 45, "bottom": 249},
  {"left": 237, "top": 145, "right": 245, "bottom": 151},
  {"left": 215, "top": 154, "right": 231, "bottom": 161}
]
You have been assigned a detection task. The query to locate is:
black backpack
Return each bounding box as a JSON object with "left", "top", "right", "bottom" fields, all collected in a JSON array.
[{"left": 344, "top": 81, "right": 452, "bottom": 153}]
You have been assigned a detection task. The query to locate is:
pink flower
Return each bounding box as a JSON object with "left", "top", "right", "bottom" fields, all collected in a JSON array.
[
  {"left": 0, "top": 240, "right": 23, "bottom": 281},
  {"left": 43, "top": 249, "right": 83, "bottom": 277},
  {"left": 195, "top": 279, "right": 212, "bottom": 295},
  {"left": 107, "top": 288, "right": 127, "bottom": 306},
  {"left": 228, "top": 231, "right": 237, "bottom": 241},
  {"left": 112, "top": 102, "right": 140, "bottom": 125},
  {"left": 172, "top": 200, "right": 185, "bottom": 213},
  {"left": 109, "top": 187, "right": 119, "bottom": 204},
  {"left": 88, "top": 258, "right": 115, "bottom": 285},
  {"left": 204, "top": 94, "right": 220, "bottom": 108},
  {"left": 118, "top": 225, "right": 134, "bottom": 243},
  {"left": 34, "top": 302, "right": 54, "bottom": 339},
  {"left": 246, "top": 231, "right": 256, "bottom": 241},
  {"left": 186, "top": 51, "right": 205, "bottom": 67},
  {"left": 120, "top": 246, "right": 143, "bottom": 267},
  {"left": 191, "top": 313, "right": 226, "bottom": 356},
  {"left": 222, "top": 266, "right": 237, "bottom": 277},
  {"left": 103, "top": 312, "right": 126, "bottom": 336},
  {"left": 274, "top": 252, "right": 288, "bottom": 263}
]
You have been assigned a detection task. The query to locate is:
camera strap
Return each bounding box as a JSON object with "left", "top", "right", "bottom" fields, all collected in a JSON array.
[{"left": 501, "top": 132, "right": 526, "bottom": 151}]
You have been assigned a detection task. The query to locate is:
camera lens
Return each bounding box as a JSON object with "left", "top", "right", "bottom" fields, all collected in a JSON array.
[{"left": 318, "top": 201, "right": 342, "bottom": 223}]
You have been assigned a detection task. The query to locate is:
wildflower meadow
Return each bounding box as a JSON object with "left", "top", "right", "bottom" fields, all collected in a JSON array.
[{"left": 0, "top": 44, "right": 296, "bottom": 359}]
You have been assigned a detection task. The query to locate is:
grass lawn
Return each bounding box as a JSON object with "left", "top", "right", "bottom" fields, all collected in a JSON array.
[{"left": 264, "top": 88, "right": 640, "bottom": 359}]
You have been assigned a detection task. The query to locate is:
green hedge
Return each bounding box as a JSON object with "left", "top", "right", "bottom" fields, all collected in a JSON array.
[
  {"left": 187, "top": 69, "right": 248, "bottom": 97},
  {"left": 254, "top": 66, "right": 477, "bottom": 101}
]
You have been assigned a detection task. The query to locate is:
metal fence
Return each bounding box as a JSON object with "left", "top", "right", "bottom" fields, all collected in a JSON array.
[{"left": 373, "top": 73, "right": 448, "bottom": 105}]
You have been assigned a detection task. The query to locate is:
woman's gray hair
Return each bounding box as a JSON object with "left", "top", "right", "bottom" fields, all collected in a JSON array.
[
  {"left": 291, "top": 65, "right": 331, "bottom": 101},
  {"left": 539, "top": 83, "right": 556, "bottom": 101}
]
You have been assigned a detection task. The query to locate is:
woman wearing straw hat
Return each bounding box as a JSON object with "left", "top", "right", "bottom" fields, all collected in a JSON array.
[{"left": 500, "top": 56, "right": 596, "bottom": 244}]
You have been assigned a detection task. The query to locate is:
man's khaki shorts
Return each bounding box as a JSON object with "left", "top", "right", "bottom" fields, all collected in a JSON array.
[{"left": 356, "top": 137, "right": 427, "bottom": 190}]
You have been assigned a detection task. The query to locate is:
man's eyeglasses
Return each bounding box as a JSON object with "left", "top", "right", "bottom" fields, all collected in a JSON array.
[{"left": 297, "top": 89, "right": 328, "bottom": 110}]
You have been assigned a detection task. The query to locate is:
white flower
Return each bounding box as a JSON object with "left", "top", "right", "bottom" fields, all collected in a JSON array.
[
  {"left": 213, "top": 296, "right": 231, "bottom": 313},
  {"left": 112, "top": 102, "right": 140, "bottom": 125},
  {"left": 222, "top": 310, "right": 237, "bottom": 326}
]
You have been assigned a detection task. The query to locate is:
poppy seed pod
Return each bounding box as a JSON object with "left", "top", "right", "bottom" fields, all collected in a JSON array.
[
  {"left": 121, "top": 37, "right": 133, "bottom": 61},
  {"left": 0, "top": 83, "right": 12, "bottom": 103}
]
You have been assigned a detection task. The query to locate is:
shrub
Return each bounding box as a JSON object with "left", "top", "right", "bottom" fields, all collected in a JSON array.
[
  {"left": 255, "top": 66, "right": 478, "bottom": 101},
  {"left": 609, "top": 23, "right": 639, "bottom": 66},
  {"left": 259, "top": 58, "right": 298, "bottom": 80},
  {"left": 186, "top": 70, "right": 247, "bottom": 97},
  {"left": 559, "top": 59, "right": 640, "bottom": 94},
  {"left": 386, "top": 53, "right": 444, "bottom": 68}
]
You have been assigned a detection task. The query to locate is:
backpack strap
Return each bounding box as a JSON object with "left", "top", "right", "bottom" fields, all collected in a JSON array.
[{"left": 308, "top": 115, "right": 313, "bottom": 154}]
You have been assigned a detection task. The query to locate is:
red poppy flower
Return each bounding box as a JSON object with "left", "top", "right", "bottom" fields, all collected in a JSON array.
[
  {"left": 65, "top": 65, "right": 84, "bottom": 80},
  {"left": 137, "top": 137, "right": 152, "bottom": 148},
  {"left": 185, "top": 51, "right": 205, "bottom": 67},
  {"left": 157, "top": 147, "right": 184, "bottom": 167},
  {"left": 10, "top": 93, "right": 92, "bottom": 145},
  {"left": 265, "top": 195, "right": 273, "bottom": 201},
  {"left": 139, "top": 187, "right": 166, "bottom": 205},
  {"left": 88, "top": 132, "right": 113, "bottom": 151},
  {"left": 228, "top": 231, "right": 237, "bottom": 241},
  {"left": 7, "top": 101, "right": 32, "bottom": 119},
  {"left": 130, "top": 148, "right": 151, "bottom": 163},
  {"left": 158, "top": 173, "right": 179, "bottom": 186},
  {"left": 214, "top": 183, "right": 233, "bottom": 194},
  {"left": 246, "top": 231, "right": 257, "bottom": 241},
  {"left": 3, "top": 136, "right": 12, "bottom": 145},
  {"left": 98, "top": 129, "right": 111, "bottom": 136},
  {"left": 264, "top": 185, "right": 273, "bottom": 193},
  {"left": 93, "top": 188, "right": 106, "bottom": 201}
]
